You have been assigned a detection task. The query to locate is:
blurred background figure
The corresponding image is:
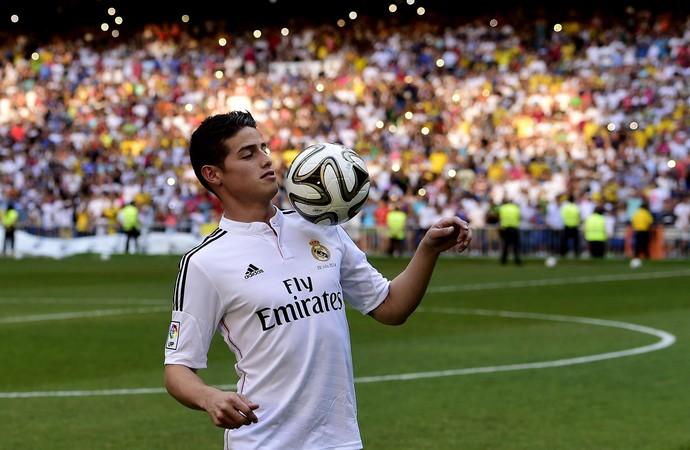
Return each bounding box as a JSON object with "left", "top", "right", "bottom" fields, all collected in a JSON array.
[
  {"left": 2, "top": 203, "right": 18, "bottom": 256},
  {"left": 1, "top": 2, "right": 690, "bottom": 260},
  {"left": 584, "top": 206, "right": 607, "bottom": 258},
  {"left": 119, "top": 202, "right": 142, "bottom": 254},
  {"left": 386, "top": 202, "right": 407, "bottom": 257},
  {"left": 560, "top": 195, "right": 581, "bottom": 258},
  {"left": 498, "top": 198, "right": 521, "bottom": 265},
  {"left": 631, "top": 200, "right": 654, "bottom": 260}
]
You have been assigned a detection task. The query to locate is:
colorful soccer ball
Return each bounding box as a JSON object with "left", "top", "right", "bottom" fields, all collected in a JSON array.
[{"left": 284, "top": 142, "right": 370, "bottom": 226}]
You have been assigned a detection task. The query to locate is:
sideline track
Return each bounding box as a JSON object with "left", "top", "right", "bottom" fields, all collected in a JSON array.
[{"left": 0, "top": 269, "right": 681, "bottom": 398}]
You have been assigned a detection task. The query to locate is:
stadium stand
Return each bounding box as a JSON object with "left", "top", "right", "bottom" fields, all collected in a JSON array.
[{"left": 1, "top": 4, "right": 689, "bottom": 258}]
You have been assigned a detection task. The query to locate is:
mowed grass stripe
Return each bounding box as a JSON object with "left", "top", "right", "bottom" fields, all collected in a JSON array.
[{"left": 0, "top": 307, "right": 675, "bottom": 398}]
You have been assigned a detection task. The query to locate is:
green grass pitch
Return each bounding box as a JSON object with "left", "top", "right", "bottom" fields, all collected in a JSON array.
[{"left": 1, "top": 254, "right": 689, "bottom": 450}]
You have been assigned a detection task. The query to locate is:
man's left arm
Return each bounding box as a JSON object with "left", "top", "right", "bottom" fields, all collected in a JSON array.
[{"left": 369, "top": 216, "right": 471, "bottom": 325}]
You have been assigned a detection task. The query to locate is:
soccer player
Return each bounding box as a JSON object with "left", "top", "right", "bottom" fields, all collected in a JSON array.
[{"left": 163, "top": 110, "right": 472, "bottom": 450}]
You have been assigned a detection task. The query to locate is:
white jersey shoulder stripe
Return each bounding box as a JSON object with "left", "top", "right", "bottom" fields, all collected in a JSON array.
[{"left": 173, "top": 228, "right": 227, "bottom": 312}]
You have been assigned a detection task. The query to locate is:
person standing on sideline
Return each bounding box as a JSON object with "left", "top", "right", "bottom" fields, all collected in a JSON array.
[
  {"left": 631, "top": 200, "right": 654, "bottom": 259},
  {"left": 672, "top": 193, "right": 690, "bottom": 254},
  {"left": 119, "top": 201, "right": 141, "bottom": 254},
  {"left": 2, "top": 203, "right": 18, "bottom": 256},
  {"left": 386, "top": 201, "right": 407, "bottom": 256},
  {"left": 560, "top": 194, "right": 581, "bottom": 257},
  {"left": 163, "top": 111, "right": 472, "bottom": 450},
  {"left": 544, "top": 198, "right": 564, "bottom": 255},
  {"left": 498, "top": 198, "right": 521, "bottom": 265},
  {"left": 583, "top": 206, "right": 607, "bottom": 258}
]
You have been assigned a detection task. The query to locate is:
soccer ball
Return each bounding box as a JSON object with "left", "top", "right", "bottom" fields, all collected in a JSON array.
[
  {"left": 630, "top": 257, "right": 642, "bottom": 269},
  {"left": 545, "top": 256, "right": 557, "bottom": 268},
  {"left": 284, "top": 142, "right": 370, "bottom": 226}
]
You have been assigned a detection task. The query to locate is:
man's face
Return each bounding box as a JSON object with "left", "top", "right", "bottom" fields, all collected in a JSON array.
[{"left": 209, "top": 127, "right": 278, "bottom": 206}]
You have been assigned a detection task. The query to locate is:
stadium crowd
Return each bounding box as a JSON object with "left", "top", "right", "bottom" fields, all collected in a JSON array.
[{"left": 1, "top": 5, "right": 690, "bottom": 256}]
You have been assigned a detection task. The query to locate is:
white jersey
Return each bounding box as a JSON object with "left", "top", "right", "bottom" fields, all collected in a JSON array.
[{"left": 164, "top": 208, "right": 390, "bottom": 450}]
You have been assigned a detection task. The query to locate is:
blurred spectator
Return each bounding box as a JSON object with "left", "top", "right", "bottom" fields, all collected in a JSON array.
[
  {"left": 545, "top": 197, "right": 564, "bottom": 254},
  {"left": 498, "top": 198, "right": 521, "bottom": 265},
  {"left": 2, "top": 203, "right": 18, "bottom": 256},
  {"left": 584, "top": 206, "right": 608, "bottom": 258},
  {"left": 74, "top": 203, "right": 94, "bottom": 237},
  {"left": 0, "top": 5, "right": 688, "bottom": 260},
  {"left": 631, "top": 201, "right": 655, "bottom": 259},
  {"left": 373, "top": 198, "right": 390, "bottom": 254},
  {"left": 673, "top": 194, "right": 690, "bottom": 253},
  {"left": 560, "top": 195, "right": 582, "bottom": 258},
  {"left": 416, "top": 201, "right": 444, "bottom": 247},
  {"left": 386, "top": 202, "right": 407, "bottom": 257},
  {"left": 119, "top": 201, "right": 142, "bottom": 254}
]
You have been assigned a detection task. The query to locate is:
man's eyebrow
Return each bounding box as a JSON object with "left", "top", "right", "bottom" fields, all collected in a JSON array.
[{"left": 235, "top": 143, "right": 263, "bottom": 153}]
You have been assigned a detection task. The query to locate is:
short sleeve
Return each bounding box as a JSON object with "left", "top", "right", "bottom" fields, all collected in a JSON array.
[{"left": 336, "top": 226, "right": 390, "bottom": 315}]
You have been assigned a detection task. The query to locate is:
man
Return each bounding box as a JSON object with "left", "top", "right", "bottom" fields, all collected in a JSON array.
[
  {"left": 119, "top": 201, "right": 141, "bottom": 254},
  {"left": 498, "top": 197, "right": 521, "bottom": 265},
  {"left": 583, "top": 206, "right": 607, "bottom": 258},
  {"left": 559, "top": 194, "right": 581, "bottom": 257},
  {"left": 673, "top": 193, "right": 690, "bottom": 254},
  {"left": 163, "top": 111, "right": 472, "bottom": 450},
  {"left": 631, "top": 200, "right": 654, "bottom": 259},
  {"left": 2, "top": 203, "right": 18, "bottom": 256},
  {"left": 386, "top": 201, "right": 407, "bottom": 256}
]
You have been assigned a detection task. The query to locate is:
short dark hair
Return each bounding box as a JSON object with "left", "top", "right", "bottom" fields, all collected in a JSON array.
[{"left": 189, "top": 110, "right": 258, "bottom": 195}]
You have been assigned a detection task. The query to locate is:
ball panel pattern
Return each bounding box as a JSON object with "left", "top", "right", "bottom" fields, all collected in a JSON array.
[{"left": 284, "top": 143, "right": 370, "bottom": 226}]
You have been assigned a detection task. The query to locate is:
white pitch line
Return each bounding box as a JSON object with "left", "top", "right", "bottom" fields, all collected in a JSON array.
[
  {"left": 354, "top": 308, "right": 676, "bottom": 382},
  {"left": 0, "top": 306, "right": 169, "bottom": 324},
  {"left": 0, "top": 297, "right": 166, "bottom": 305},
  {"left": 427, "top": 268, "right": 690, "bottom": 293},
  {"left": 0, "top": 308, "right": 676, "bottom": 398},
  {"left": 0, "top": 268, "right": 682, "bottom": 398},
  {"left": 0, "top": 387, "right": 168, "bottom": 399}
]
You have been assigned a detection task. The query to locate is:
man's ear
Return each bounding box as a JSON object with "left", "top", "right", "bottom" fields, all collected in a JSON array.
[{"left": 201, "top": 165, "right": 222, "bottom": 187}]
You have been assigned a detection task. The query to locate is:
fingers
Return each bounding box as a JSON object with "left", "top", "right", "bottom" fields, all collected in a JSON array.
[
  {"left": 456, "top": 227, "right": 472, "bottom": 252},
  {"left": 227, "top": 404, "right": 259, "bottom": 428},
  {"left": 425, "top": 217, "right": 472, "bottom": 253},
  {"left": 209, "top": 392, "right": 260, "bottom": 430},
  {"left": 431, "top": 216, "right": 466, "bottom": 233},
  {"left": 448, "top": 219, "right": 471, "bottom": 252},
  {"left": 236, "top": 393, "right": 260, "bottom": 423}
]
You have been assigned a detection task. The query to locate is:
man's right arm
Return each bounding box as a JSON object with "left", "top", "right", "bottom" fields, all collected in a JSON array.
[{"left": 164, "top": 364, "right": 260, "bottom": 429}]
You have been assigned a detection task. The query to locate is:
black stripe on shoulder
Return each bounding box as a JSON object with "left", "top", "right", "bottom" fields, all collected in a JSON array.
[
  {"left": 281, "top": 209, "right": 297, "bottom": 215},
  {"left": 173, "top": 228, "right": 227, "bottom": 312}
]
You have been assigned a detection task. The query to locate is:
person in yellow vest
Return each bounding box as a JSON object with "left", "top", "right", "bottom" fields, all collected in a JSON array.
[
  {"left": 119, "top": 201, "right": 142, "bottom": 254},
  {"left": 498, "top": 198, "right": 521, "bottom": 265},
  {"left": 2, "top": 203, "right": 19, "bottom": 256},
  {"left": 583, "top": 206, "right": 607, "bottom": 258},
  {"left": 75, "top": 204, "right": 93, "bottom": 237},
  {"left": 559, "top": 194, "right": 581, "bottom": 257},
  {"left": 103, "top": 204, "right": 120, "bottom": 235},
  {"left": 386, "top": 202, "right": 408, "bottom": 257},
  {"left": 631, "top": 200, "right": 654, "bottom": 259}
]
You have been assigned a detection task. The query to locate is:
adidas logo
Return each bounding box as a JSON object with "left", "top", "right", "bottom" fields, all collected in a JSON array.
[{"left": 244, "top": 264, "right": 264, "bottom": 279}]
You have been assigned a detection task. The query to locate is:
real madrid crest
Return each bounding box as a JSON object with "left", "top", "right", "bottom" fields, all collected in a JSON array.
[{"left": 310, "top": 239, "right": 330, "bottom": 261}]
